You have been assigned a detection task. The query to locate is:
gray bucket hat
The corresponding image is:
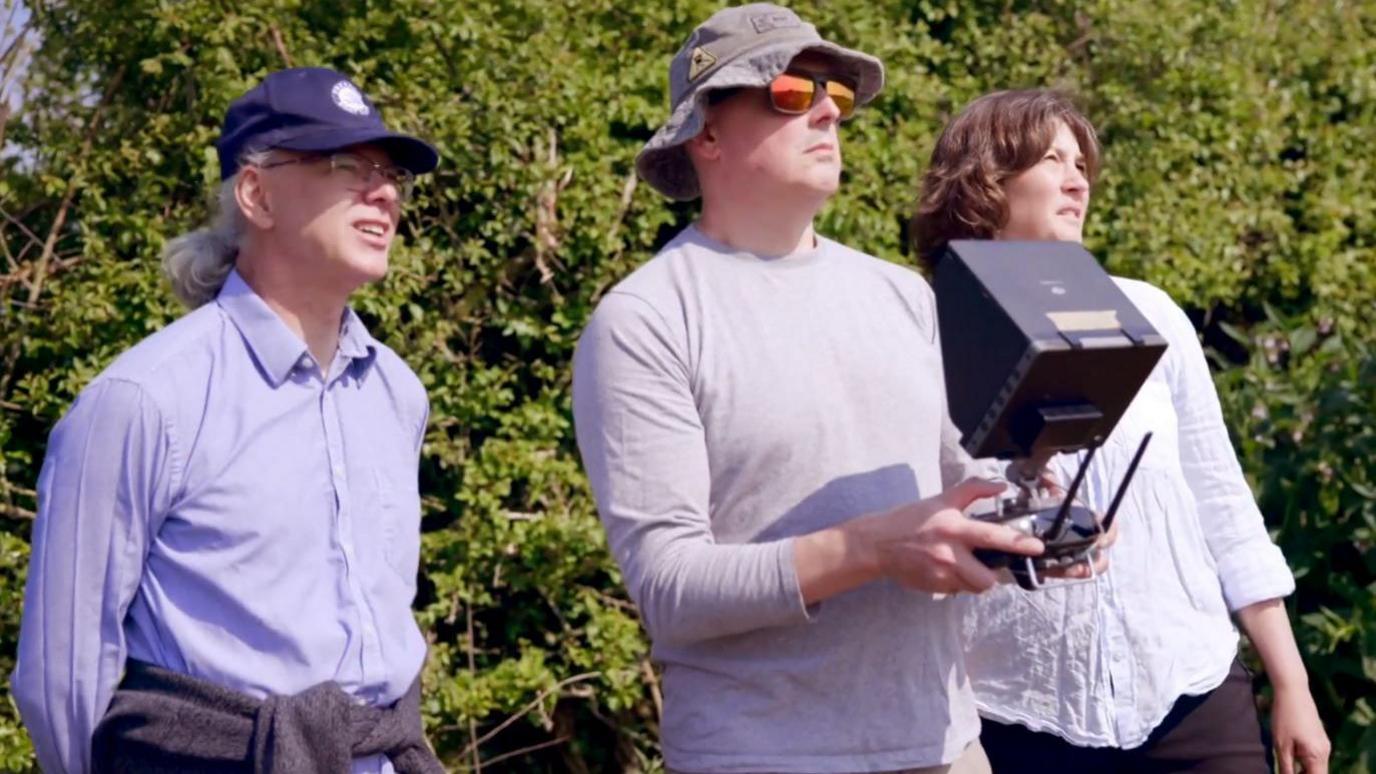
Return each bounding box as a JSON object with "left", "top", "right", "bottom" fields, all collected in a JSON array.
[{"left": 636, "top": 3, "right": 885, "bottom": 201}]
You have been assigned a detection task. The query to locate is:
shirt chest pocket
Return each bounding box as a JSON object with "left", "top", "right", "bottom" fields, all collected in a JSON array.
[{"left": 360, "top": 465, "right": 423, "bottom": 583}]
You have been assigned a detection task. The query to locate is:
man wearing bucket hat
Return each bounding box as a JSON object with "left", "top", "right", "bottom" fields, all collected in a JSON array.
[
  {"left": 574, "top": 5, "right": 1044, "bottom": 773},
  {"left": 12, "top": 67, "right": 445, "bottom": 773}
]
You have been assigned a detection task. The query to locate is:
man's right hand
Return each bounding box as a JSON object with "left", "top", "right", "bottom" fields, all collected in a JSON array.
[
  {"left": 862, "top": 477, "right": 1045, "bottom": 595},
  {"left": 795, "top": 477, "right": 1046, "bottom": 604}
]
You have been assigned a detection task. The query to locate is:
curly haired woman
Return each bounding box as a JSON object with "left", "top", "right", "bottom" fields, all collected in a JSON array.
[{"left": 913, "top": 89, "right": 1330, "bottom": 774}]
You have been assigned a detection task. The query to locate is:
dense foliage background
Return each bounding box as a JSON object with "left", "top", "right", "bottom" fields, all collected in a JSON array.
[{"left": 0, "top": 0, "right": 1372, "bottom": 770}]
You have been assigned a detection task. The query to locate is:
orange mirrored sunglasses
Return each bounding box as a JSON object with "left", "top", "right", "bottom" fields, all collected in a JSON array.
[{"left": 767, "top": 71, "right": 858, "bottom": 119}]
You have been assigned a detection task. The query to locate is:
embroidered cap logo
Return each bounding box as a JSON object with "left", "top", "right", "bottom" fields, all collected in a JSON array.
[
  {"left": 330, "top": 81, "right": 370, "bottom": 116},
  {"left": 687, "top": 47, "right": 718, "bottom": 81}
]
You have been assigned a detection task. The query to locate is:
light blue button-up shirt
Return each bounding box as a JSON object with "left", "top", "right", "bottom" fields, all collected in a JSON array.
[{"left": 11, "top": 270, "right": 429, "bottom": 774}]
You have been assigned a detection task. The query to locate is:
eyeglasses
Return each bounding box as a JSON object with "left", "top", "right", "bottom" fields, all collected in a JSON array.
[
  {"left": 259, "top": 152, "right": 416, "bottom": 201},
  {"left": 768, "top": 71, "right": 857, "bottom": 120}
]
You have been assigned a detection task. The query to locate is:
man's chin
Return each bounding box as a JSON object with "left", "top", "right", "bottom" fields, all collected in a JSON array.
[
  {"left": 339, "top": 254, "right": 390, "bottom": 289},
  {"left": 797, "top": 173, "right": 840, "bottom": 198}
]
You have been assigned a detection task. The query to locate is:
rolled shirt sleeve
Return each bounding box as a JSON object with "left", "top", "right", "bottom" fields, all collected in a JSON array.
[
  {"left": 572, "top": 292, "right": 811, "bottom": 648},
  {"left": 12, "top": 378, "right": 178, "bottom": 774},
  {"left": 1158, "top": 295, "right": 1295, "bottom": 611}
]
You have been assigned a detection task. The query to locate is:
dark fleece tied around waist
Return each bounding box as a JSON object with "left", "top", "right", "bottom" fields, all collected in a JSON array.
[{"left": 92, "top": 659, "right": 446, "bottom": 773}]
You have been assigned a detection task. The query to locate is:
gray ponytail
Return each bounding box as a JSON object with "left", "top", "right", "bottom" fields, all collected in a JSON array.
[{"left": 161, "top": 150, "right": 271, "bottom": 308}]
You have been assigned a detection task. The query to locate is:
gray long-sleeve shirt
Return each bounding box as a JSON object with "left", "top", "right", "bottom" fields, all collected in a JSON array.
[{"left": 572, "top": 226, "right": 982, "bottom": 773}]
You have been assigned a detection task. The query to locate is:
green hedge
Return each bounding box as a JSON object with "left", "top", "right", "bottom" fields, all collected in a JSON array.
[{"left": 1, "top": 1, "right": 1372, "bottom": 770}]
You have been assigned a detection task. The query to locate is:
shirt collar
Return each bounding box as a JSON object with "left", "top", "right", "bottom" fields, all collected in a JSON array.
[
  {"left": 216, "top": 269, "right": 378, "bottom": 386},
  {"left": 338, "top": 307, "right": 380, "bottom": 375}
]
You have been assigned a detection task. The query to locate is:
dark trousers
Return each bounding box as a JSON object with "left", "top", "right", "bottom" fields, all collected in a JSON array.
[{"left": 981, "top": 659, "right": 1270, "bottom": 774}]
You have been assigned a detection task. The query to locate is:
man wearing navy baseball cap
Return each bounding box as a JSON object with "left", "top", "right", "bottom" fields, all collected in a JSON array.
[
  {"left": 12, "top": 67, "right": 445, "bottom": 773},
  {"left": 215, "top": 66, "right": 439, "bottom": 182}
]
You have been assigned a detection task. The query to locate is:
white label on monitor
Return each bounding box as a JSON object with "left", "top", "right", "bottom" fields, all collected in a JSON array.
[{"left": 1046, "top": 310, "right": 1120, "bottom": 332}]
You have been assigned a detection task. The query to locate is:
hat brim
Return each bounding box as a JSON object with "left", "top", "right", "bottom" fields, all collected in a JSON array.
[
  {"left": 273, "top": 127, "right": 440, "bottom": 175},
  {"left": 636, "top": 39, "right": 884, "bottom": 201}
]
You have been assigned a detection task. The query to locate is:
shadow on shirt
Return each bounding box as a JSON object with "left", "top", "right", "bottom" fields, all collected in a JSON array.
[{"left": 750, "top": 463, "right": 922, "bottom": 543}]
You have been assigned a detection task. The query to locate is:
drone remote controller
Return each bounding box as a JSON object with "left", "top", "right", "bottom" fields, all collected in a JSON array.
[{"left": 973, "top": 433, "right": 1153, "bottom": 590}]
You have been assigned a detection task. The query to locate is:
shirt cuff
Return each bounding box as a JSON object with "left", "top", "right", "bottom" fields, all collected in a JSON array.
[
  {"left": 781, "top": 538, "right": 821, "bottom": 623},
  {"left": 1214, "top": 542, "right": 1296, "bottom": 611}
]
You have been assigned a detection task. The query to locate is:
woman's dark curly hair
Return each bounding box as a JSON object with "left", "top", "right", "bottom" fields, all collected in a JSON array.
[{"left": 909, "top": 89, "right": 1100, "bottom": 270}]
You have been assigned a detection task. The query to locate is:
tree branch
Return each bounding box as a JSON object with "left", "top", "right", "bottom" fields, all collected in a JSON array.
[
  {"left": 476, "top": 735, "right": 570, "bottom": 769},
  {"left": 270, "top": 25, "right": 293, "bottom": 68},
  {"left": 0, "top": 502, "right": 35, "bottom": 520},
  {"left": 640, "top": 658, "right": 662, "bottom": 724},
  {"left": 0, "top": 64, "right": 126, "bottom": 399},
  {"left": 466, "top": 602, "right": 482, "bottom": 773},
  {"left": 475, "top": 673, "right": 595, "bottom": 753},
  {"left": 0, "top": 196, "right": 46, "bottom": 257},
  {"left": 26, "top": 64, "right": 126, "bottom": 307},
  {"left": 0, "top": 479, "right": 36, "bottom": 499},
  {"left": 445, "top": 671, "right": 600, "bottom": 757}
]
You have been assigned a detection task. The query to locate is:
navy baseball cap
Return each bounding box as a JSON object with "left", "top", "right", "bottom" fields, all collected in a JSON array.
[{"left": 215, "top": 67, "right": 439, "bottom": 180}]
